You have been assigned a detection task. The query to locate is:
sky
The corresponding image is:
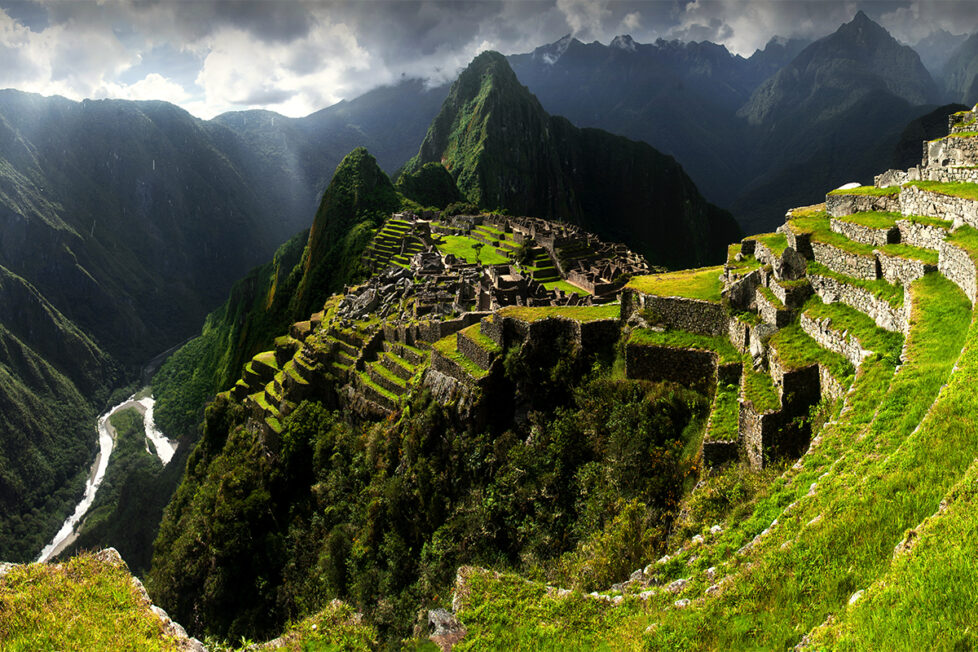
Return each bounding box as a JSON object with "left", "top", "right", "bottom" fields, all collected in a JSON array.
[{"left": 0, "top": 0, "right": 975, "bottom": 120}]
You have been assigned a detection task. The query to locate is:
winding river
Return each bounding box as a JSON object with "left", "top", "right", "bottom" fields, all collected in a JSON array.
[{"left": 36, "top": 392, "right": 177, "bottom": 562}]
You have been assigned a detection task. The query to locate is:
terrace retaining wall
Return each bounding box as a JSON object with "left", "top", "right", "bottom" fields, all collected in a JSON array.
[
  {"left": 826, "top": 192, "right": 900, "bottom": 218},
  {"left": 830, "top": 218, "right": 899, "bottom": 246},
  {"left": 808, "top": 273, "right": 908, "bottom": 333},
  {"left": 800, "top": 312, "right": 868, "bottom": 368},
  {"left": 938, "top": 241, "right": 978, "bottom": 305},
  {"left": 901, "top": 184, "right": 978, "bottom": 227},
  {"left": 896, "top": 219, "right": 949, "bottom": 250},
  {"left": 811, "top": 242, "right": 880, "bottom": 281},
  {"left": 623, "top": 290, "right": 728, "bottom": 337}
]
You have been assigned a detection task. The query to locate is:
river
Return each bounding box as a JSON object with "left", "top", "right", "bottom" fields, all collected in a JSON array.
[{"left": 35, "top": 392, "right": 178, "bottom": 562}]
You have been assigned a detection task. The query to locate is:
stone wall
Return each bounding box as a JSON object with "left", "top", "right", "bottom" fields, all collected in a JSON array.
[
  {"left": 830, "top": 217, "right": 898, "bottom": 246},
  {"left": 877, "top": 251, "right": 936, "bottom": 286},
  {"left": 912, "top": 165, "right": 978, "bottom": 185},
  {"left": 901, "top": 184, "right": 978, "bottom": 227},
  {"left": 430, "top": 347, "right": 476, "bottom": 386},
  {"left": 811, "top": 241, "right": 880, "bottom": 281},
  {"left": 800, "top": 312, "right": 868, "bottom": 368},
  {"left": 724, "top": 269, "right": 761, "bottom": 311},
  {"left": 755, "top": 287, "right": 793, "bottom": 328},
  {"left": 769, "top": 278, "right": 812, "bottom": 309},
  {"left": 579, "top": 319, "right": 621, "bottom": 353},
  {"left": 625, "top": 343, "right": 718, "bottom": 393},
  {"left": 457, "top": 331, "right": 495, "bottom": 370},
  {"left": 826, "top": 192, "right": 900, "bottom": 218},
  {"left": 819, "top": 365, "right": 847, "bottom": 402},
  {"left": 938, "top": 240, "right": 978, "bottom": 305},
  {"left": 728, "top": 317, "right": 751, "bottom": 353},
  {"left": 768, "top": 356, "right": 821, "bottom": 413},
  {"left": 874, "top": 169, "right": 908, "bottom": 188},
  {"left": 925, "top": 135, "right": 978, "bottom": 168},
  {"left": 809, "top": 273, "right": 908, "bottom": 333},
  {"left": 623, "top": 290, "right": 729, "bottom": 337},
  {"left": 784, "top": 228, "right": 813, "bottom": 259},
  {"left": 896, "top": 219, "right": 949, "bottom": 250},
  {"left": 739, "top": 402, "right": 809, "bottom": 471}
]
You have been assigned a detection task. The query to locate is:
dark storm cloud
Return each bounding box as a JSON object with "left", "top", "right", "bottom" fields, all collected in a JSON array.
[{"left": 1, "top": 0, "right": 977, "bottom": 118}]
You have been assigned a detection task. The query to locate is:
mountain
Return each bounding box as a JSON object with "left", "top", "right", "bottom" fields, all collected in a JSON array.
[
  {"left": 0, "top": 81, "right": 444, "bottom": 563},
  {"left": 403, "top": 51, "right": 740, "bottom": 268},
  {"left": 912, "top": 29, "right": 969, "bottom": 77},
  {"left": 508, "top": 35, "right": 761, "bottom": 206},
  {"left": 942, "top": 33, "right": 978, "bottom": 105},
  {"left": 746, "top": 36, "right": 813, "bottom": 82},
  {"left": 731, "top": 12, "right": 942, "bottom": 231},
  {"left": 739, "top": 11, "right": 939, "bottom": 126}
]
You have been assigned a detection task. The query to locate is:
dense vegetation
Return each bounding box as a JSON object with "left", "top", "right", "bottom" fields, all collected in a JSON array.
[{"left": 149, "top": 330, "right": 708, "bottom": 642}]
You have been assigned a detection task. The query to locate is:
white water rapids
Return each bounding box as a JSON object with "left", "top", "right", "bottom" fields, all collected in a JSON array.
[{"left": 36, "top": 392, "right": 177, "bottom": 562}]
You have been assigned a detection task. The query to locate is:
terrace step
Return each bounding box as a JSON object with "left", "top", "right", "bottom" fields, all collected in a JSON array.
[
  {"left": 326, "top": 336, "right": 358, "bottom": 358},
  {"left": 900, "top": 181, "right": 978, "bottom": 225},
  {"left": 755, "top": 285, "right": 794, "bottom": 328},
  {"left": 355, "top": 371, "right": 397, "bottom": 412},
  {"left": 380, "top": 351, "right": 416, "bottom": 381},
  {"left": 829, "top": 213, "right": 899, "bottom": 246},
  {"left": 800, "top": 297, "right": 904, "bottom": 368},
  {"left": 382, "top": 341, "right": 428, "bottom": 366},
  {"left": 367, "top": 361, "right": 408, "bottom": 396},
  {"left": 806, "top": 262, "right": 907, "bottom": 334}
]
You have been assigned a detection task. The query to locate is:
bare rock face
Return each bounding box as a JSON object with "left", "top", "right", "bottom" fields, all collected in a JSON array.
[{"left": 428, "top": 608, "right": 466, "bottom": 651}]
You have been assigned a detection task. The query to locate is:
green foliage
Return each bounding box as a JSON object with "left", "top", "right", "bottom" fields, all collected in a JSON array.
[
  {"left": 806, "top": 260, "right": 905, "bottom": 308},
  {"left": 752, "top": 232, "right": 789, "bottom": 257},
  {"left": 436, "top": 235, "right": 509, "bottom": 265},
  {"left": 628, "top": 328, "right": 740, "bottom": 365},
  {"left": 835, "top": 210, "right": 900, "bottom": 229},
  {"left": 907, "top": 180, "right": 978, "bottom": 201},
  {"left": 0, "top": 553, "right": 182, "bottom": 650},
  {"left": 150, "top": 337, "right": 707, "bottom": 644},
  {"left": 395, "top": 162, "right": 462, "bottom": 210},
  {"left": 743, "top": 363, "right": 780, "bottom": 413},
  {"left": 442, "top": 201, "right": 480, "bottom": 216}
]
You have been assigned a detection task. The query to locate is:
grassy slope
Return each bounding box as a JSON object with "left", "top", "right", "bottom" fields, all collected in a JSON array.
[
  {"left": 455, "top": 272, "right": 974, "bottom": 649},
  {"left": 626, "top": 267, "right": 723, "bottom": 302}
]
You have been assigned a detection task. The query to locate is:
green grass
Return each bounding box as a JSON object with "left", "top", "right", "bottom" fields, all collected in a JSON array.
[
  {"left": 641, "top": 272, "right": 972, "bottom": 649},
  {"left": 626, "top": 266, "right": 723, "bottom": 303},
  {"left": 753, "top": 232, "right": 789, "bottom": 258},
  {"left": 0, "top": 553, "right": 183, "bottom": 650},
  {"left": 742, "top": 364, "right": 780, "bottom": 413},
  {"left": 907, "top": 180, "right": 978, "bottom": 202},
  {"left": 769, "top": 323, "right": 855, "bottom": 385},
  {"left": 877, "top": 243, "right": 939, "bottom": 265},
  {"left": 460, "top": 323, "right": 502, "bottom": 354},
  {"left": 706, "top": 382, "right": 740, "bottom": 442},
  {"left": 807, "top": 261, "right": 905, "bottom": 309},
  {"left": 902, "top": 214, "right": 953, "bottom": 229},
  {"left": 498, "top": 304, "right": 621, "bottom": 323},
  {"left": 803, "top": 296, "right": 904, "bottom": 357},
  {"left": 834, "top": 211, "right": 900, "bottom": 229},
  {"left": 628, "top": 328, "right": 740, "bottom": 364},
  {"left": 544, "top": 279, "right": 592, "bottom": 296},
  {"left": 432, "top": 334, "right": 489, "bottom": 379},
  {"left": 370, "top": 361, "right": 407, "bottom": 388},
  {"left": 357, "top": 370, "right": 400, "bottom": 402},
  {"left": 941, "top": 130, "right": 978, "bottom": 139},
  {"left": 436, "top": 235, "right": 510, "bottom": 265},
  {"left": 947, "top": 224, "right": 978, "bottom": 263},
  {"left": 827, "top": 185, "right": 900, "bottom": 196},
  {"left": 756, "top": 285, "right": 786, "bottom": 311},
  {"left": 787, "top": 206, "right": 830, "bottom": 233}
]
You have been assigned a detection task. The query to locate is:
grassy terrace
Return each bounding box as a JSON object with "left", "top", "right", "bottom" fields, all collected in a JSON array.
[
  {"left": 941, "top": 130, "right": 978, "bottom": 139},
  {"left": 706, "top": 382, "right": 740, "bottom": 441},
  {"left": 628, "top": 328, "right": 739, "bottom": 364},
  {"left": 769, "top": 323, "right": 855, "bottom": 385},
  {"left": 370, "top": 361, "right": 407, "bottom": 388},
  {"left": 907, "top": 180, "right": 978, "bottom": 201},
  {"left": 497, "top": 303, "right": 620, "bottom": 323},
  {"left": 752, "top": 232, "right": 788, "bottom": 258},
  {"left": 639, "top": 272, "right": 972, "bottom": 649},
  {"left": 626, "top": 266, "right": 723, "bottom": 303},
  {"left": 756, "top": 284, "right": 786, "bottom": 310},
  {"left": 807, "top": 261, "right": 905, "bottom": 308},
  {"left": 0, "top": 553, "right": 184, "bottom": 650},
  {"left": 743, "top": 362, "right": 780, "bottom": 413},
  {"left": 827, "top": 185, "right": 900, "bottom": 196},
  {"left": 786, "top": 209, "right": 879, "bottom": 257},
  {"left": 543, "top": 279, "right": 591, "bottom": 296},
  {"left": 834, "top": 211, "right": 899, "bottom": 229},
  {"left": 356, "top": 370, "right": 400, "bottom": 403},
  {"left": 902, "top": 213, "right": 953, "bottom": 229},
  {"left": 436, "top": 235, "right": 510, "bottom": 265},
  {"left": 877, "top": 242, "right": 939, "bottom": 265},
  {"left": 947, "top": 224, "right": 978, "bottom": 263},
  {"left": 432, "top": 334, "right": 489, "bottom": 379},
  {"left": 803, "top": 296, "right": 904, "bottom": 357},
  {"left": 460, "top": 323, "right": 502, "bottom": 354}
]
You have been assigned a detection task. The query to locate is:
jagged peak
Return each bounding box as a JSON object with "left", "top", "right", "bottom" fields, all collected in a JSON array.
[
  {"left": 534, "top": 33, "right": 576, "bottom": 64},
  {"left": 610, "top": 34, "right": 637, "bottom": 52}
]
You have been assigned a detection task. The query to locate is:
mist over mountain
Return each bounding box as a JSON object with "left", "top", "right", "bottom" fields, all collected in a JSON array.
[
  {"left": 942, "top": 33, "right": 978, "bottom": 105},
  {"left": 912, "top": 29, "right": 969, "bottom": 77}
]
